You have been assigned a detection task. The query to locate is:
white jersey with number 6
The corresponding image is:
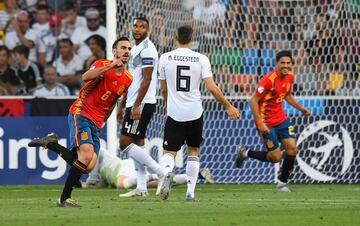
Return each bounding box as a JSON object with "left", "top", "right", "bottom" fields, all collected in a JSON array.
[{"left": 158, "top": 48, "right": 213, "bottom": 122}]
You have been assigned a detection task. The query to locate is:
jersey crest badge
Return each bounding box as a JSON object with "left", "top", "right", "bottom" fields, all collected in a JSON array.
[
  {"left": 266, "top": 140, "right": 274, "bottom": 148},
  {"left": 81, "top": 132, "right": 88, "bottom": 140},
  {"left": 258, "top": 86, "right": 265, "bottom": 94}
]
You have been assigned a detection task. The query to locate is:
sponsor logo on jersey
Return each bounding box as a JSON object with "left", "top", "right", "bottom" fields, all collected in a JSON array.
[{"left": 296, "top": 120, "right": 354, "bottom": 181}]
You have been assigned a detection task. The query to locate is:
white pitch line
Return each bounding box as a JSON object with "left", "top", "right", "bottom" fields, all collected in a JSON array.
[{"left": 204, "top": 198, "right": 360, "bottom": 204}]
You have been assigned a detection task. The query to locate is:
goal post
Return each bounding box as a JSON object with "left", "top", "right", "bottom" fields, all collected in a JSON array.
[{"left": 106, "top": 0, "right": 119, "bottom": 156}]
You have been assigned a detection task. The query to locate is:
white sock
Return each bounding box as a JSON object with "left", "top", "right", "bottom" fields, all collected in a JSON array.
[
  {"left": 160, "top": 153, "right": 175, "bottom": 174},
  {"left": 123, "top": 176, "right": 137, "bottom": 189},
  {"left": 148, "top": 174, "right": 158, "bottom": 181},
  {"left": 134, "top": 160, "right": 147, "bottom": 191},
  {"left": 123, "top": 174, "right": 152, "bottom": 189},
  {"left": 125, "top": 144, "right": 164, "bottom": 178},
  {"left": 186, "top": 156, "right": 200, "bottom": 196},
  {"left": 173, "top": 174, "right": 187, "bottom": 185}
]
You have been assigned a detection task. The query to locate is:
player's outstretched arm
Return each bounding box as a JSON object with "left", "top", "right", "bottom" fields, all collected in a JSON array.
[
  {"left": 82, "top": 59, "right": 124, "bottom": 82},
  {"left": 285, "top": 94, "right": 310, "bottom": 116},
  {"left": 203, "top": 77, "right": 240, "bottom": 120}
]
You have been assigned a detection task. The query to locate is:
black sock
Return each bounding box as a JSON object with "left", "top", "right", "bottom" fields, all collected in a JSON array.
[
  {"left": 279, "top": 154, "right": 296, "bottom": 183},
  {"left": 60, "top": 166, "right": 83, "bottom": 202},
  {"left": 47, "top": 142, "right": 76, "bottom": 165},
  {"left": 248, "top": 150, "right": 268, "bottom": 162}
]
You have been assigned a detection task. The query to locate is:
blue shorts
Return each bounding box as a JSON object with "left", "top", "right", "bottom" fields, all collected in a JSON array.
[
  {"left": 68, "top": 114, "right": 100, "bottom": 155},
  {"left": 262, "top": 119, "right": 295, "bottom": 151}
]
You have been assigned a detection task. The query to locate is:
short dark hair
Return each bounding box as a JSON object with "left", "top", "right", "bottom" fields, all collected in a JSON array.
[
  {"left": 59, "top": 38, "right": 73, "bottom": 46},
  {"left": 134, "top": 16, "right": 149, "bottom": 25},
  {"left": 276, "top": 50, "right": 292, "bottom": 62},
  {"left": 177, "top": 25, "right": 193, "bottom": 45},
  {"left": 61, "top": 1, "right": 76, "bottom": 11},
  {"left": 0, "top": 45, "right": 10, "bottom": 55},
  {"left": 86, "top": 34, "right": 106, "bottom": 50},
  {"left": 37, "top": 4, "right": 49, "bottom": 11},
  {"left": 112, "top": 37, "right": 130, "bottom": 49},
  {"left": 13, "top": 45, "right": 30, "bottom": 58}
]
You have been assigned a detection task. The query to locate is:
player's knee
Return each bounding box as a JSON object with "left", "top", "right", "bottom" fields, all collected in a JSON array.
[
  {"left": 119, "top": 136, "right": 132, "bottom": 150},
  {"left": 187, "top": 147, "right": 199, "bottom": 156},
  {"left": 286, "top": 146, "right": 298, "bottom": 156},
  {"left": 85, "top": 162, "right": 95, "bottom": 172},
  {"left": 267, "top": 150, "right": 282, "bottom": 163},
  {"left": 80, "top": 154, "right": 92, "bottom": 165}
]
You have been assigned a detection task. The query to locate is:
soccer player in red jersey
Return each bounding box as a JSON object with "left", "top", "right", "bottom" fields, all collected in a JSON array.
[
  {"left": 28, "top": 37, "right": 132, "bottom": 207},
  {"left": 235, "top": 50, "right": 310, "bottom": 192}
]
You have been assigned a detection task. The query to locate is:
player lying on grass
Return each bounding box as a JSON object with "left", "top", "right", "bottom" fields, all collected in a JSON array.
[{"left": 83, "top": 148, "right": 214, "bottom": 192}]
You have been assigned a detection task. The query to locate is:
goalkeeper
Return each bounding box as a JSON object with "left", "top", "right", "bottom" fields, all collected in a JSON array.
[
  {"left": 235, "top": 50, "right": 310, "bottom": 192},
  {"left": 83, "top": 148, "right": 214, "bottom": 190}
]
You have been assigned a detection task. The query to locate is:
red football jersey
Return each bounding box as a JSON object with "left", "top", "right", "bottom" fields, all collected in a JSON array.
[
  {"left": 254, "top": 70, "right": 294, "bottom": 128},
  {"left": 69, "top": 59, "right": 133, "bottom": 128}
]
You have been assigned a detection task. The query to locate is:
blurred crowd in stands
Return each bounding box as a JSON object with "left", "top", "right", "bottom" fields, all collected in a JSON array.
[
  {"left": 0, "top": 0, "right": 106, "bottom": 96},
  {"left": 0, "top": 0, "right": 359, "bottom": 97}
]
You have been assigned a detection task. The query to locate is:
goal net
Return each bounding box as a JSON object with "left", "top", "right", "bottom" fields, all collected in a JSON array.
[{"left": 116, "top": 0, "right": 360, "bottom": 184}]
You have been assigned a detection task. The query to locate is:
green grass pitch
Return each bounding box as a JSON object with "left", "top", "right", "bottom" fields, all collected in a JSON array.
[{"left": 0, "top": 184, "right": 359, "bottom": 226}]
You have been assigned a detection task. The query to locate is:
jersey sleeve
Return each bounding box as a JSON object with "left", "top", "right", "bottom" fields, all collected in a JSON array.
[
  {"left": 201, "top": 56, "right": 213, "bottom": 79},
  {"left": 89, "top": 59, "right": 112, "bottom": 70},
  {"left": 288, "top": 74, "right": 294, "bottom": 94},
  {"left": 158, "top": 54, "right": 166, "bottom": 80},
  {"left": 140, "top": 47, "right": 157, "bottom": 69},
  {"left": 123, "top": 69, "right": 133, "bottom": 89},
  {"left": 255, "top": 77, "right": 272, "bottom": 98}
]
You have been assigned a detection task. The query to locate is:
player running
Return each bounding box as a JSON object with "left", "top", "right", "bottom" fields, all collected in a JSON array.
[
  {"left": 28, "top": 37, "right": 133, "bottom": 207},
  {"left": 235, "top": 50, "right": 310, "bottom": 192}
]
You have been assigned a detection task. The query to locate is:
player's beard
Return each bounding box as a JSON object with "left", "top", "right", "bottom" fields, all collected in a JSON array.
[
  {"left": 121, "top": 54, "right": 129, "bottom": 64},
  {"left": 280, "top": 67, "right": 291, "bottom": 76},
  {"left": 133, "top": 33, "right": 147, "bottom": 43}
]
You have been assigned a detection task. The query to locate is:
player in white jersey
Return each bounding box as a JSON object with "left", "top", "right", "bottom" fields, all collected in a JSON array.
[
  {"left": 157, "top": 25, "right": 240, "bottom": 201},
  {"left": 83, "top": 149, "right": 214, "bottom": 190},
  {"left": 118, "top": 17, "right": 164, "bottom": 197}
]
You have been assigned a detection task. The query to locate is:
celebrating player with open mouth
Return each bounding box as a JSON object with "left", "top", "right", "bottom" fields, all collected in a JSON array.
[{"left": 28, "top": 37, "right": 132, "bottom": 207}]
